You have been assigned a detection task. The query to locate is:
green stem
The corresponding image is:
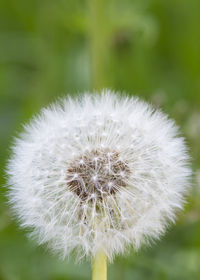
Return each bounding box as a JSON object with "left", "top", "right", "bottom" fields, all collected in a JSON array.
[
  {"left": 90, "top": 0, "right": 107, "bottom": 90},
  {"left": 92, "top": 251, "right": 107, "bottom": 280},
  {"left": 90, "top": 1, "right": 107, "bottom": 278}
]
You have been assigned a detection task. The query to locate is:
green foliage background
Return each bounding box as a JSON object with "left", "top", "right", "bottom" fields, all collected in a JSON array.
[{"left": 0, "top": 0, "right": 200, "bottom": 279}]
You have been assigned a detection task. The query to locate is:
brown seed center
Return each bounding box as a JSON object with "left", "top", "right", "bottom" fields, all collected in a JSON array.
[{"left": 66, "top": 149, "right": 130, "bottom": 200}]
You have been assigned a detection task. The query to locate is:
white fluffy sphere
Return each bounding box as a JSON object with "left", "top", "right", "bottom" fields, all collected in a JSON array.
[{"left": 7, "top": 90, "right": 191, "bottom": 261}]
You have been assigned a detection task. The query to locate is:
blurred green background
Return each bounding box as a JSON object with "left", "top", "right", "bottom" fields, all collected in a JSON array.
[{"left": 0, "top": 0, "right": 200, "bottom": 279}]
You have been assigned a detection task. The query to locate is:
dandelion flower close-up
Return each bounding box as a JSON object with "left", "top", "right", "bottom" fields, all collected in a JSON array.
[{"left": 7, "top": 90, "right": 191, "bottom": 279}]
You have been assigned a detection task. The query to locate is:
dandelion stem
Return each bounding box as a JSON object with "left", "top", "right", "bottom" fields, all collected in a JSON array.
[
  {"left": 92, "top": 251, "right": 107, "bottom": 280},
  {"left": 90, "top": 0, "right": 107, "bottom": 90}
]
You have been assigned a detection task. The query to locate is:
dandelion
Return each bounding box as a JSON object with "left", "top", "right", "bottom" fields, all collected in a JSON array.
[{"left": 7, "top": 90, "right": 191, "bottom": 280}]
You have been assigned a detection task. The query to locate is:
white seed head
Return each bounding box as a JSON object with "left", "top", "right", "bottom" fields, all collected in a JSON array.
[{"left": 7, "top": 90, "right": 191, "bottom": 261}]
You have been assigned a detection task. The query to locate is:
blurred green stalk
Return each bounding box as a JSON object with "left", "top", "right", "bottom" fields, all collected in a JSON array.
[
  {"left": 90, "top": 0, "right": 107, "bottom": 90},
  {"left": 90, "top": 1, "right": 108, "bottom": 279}
]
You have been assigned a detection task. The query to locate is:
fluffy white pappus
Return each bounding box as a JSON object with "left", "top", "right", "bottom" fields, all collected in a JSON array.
[{"left": 7, "top": 89, "right": 191, "bottom": 262}]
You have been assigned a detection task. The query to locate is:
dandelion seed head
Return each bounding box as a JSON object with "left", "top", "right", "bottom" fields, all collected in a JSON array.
[{"left": 7, "top": 89, "right": 191, "bottom": 261}]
